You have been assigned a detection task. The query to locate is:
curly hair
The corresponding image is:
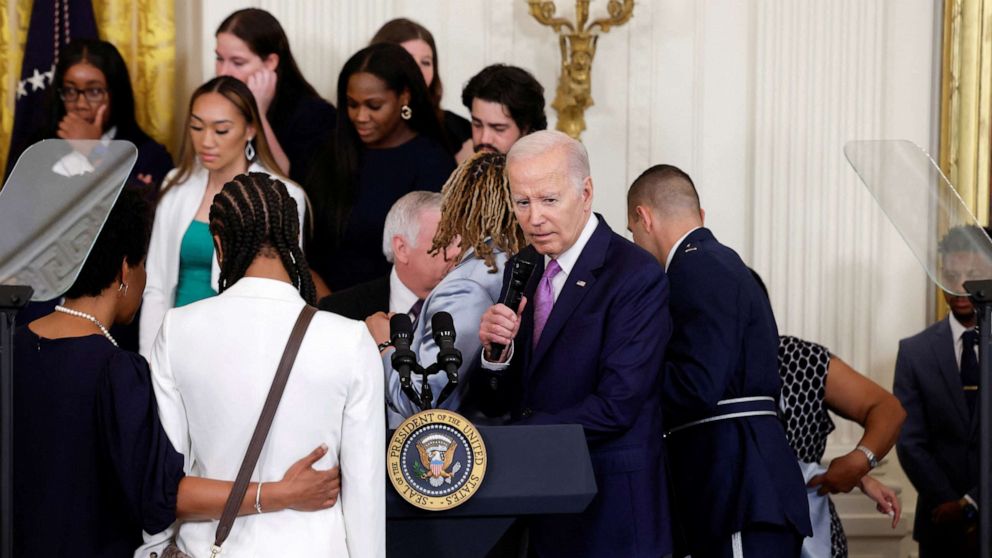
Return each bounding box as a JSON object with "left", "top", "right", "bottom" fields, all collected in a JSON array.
[
  {"left": 64, "top": 189, "right": 152, "bottom": 299},
  {"left": 209, "top": 172, "right": 316, "bottom": 304},
  {"left": 431, "top": 151, "right": 525, "bottom": 272}
]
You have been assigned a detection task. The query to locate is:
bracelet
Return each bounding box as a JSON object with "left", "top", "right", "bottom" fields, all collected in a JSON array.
[
  {"left": 377, "top": 340, "right": 392, "bottom": 351},
  {"left": 255, "top": 481, "right": 263, "bottom": 514},
  {"left": 855, "top": 445, "right": 878, "bottom": 470}
]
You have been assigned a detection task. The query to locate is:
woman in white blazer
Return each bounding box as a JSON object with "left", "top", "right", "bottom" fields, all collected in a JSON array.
[
  {"left": 139, "top": 76, "right": 306, "bottom": 356},
  {"left": 148, "top": 173, "right": 384, "bottom": 557}
]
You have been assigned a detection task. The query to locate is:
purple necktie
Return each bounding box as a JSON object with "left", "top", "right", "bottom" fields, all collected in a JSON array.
[
  {"left": 532, "top": 259, "right": 562, "bottom": 349},
  {"left": 409, "top": 299, "right": 425, "bottom": 325}
]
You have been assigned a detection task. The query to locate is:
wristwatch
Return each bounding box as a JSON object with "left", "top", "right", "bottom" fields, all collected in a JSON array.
[
  {"left": 962, "top": 499, "right": 979, "bottom": 522},
  {"left": 856, "top": 445, "right": 878, "bottom": 470}
]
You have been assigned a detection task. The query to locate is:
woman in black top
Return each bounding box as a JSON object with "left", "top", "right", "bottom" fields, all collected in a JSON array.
[
  {"left": 371, "top": 18, "right": 472, "bottom": 160},
  {"left": 6, "top": 38, "right": 174, "bottom": 201},
  {"left": 307, "top": 43, "right": 456, "bottom": 292},
  {"left": 13, "top": 190, "right": 340, "bottom": 557},
  {"left": 215, "top": 8, "right": 336, "bottom": 185}
]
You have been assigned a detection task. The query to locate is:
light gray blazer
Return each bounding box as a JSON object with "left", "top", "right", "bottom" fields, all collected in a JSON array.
[{"left": 383, "top": 245, "right": 507, "bottom": 425}]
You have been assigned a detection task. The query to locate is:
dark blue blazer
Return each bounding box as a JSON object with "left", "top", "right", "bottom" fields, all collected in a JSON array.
[
  {"left": 479, "top": 215, "right": 673, "bottom": 558},
  {"left": 662, "top": 227, "right": 811, "bottom": 553},
  {"left": 893, "top": 317, "right": 979, "bottom": 544}
]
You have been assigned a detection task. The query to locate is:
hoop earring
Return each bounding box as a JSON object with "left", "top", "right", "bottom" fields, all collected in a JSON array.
[
  {"left": 400, "top": 105, "right": 412, "bottom": 120},
  {"left": 245, "top": 140, "right": 256, "bottom": 161}
]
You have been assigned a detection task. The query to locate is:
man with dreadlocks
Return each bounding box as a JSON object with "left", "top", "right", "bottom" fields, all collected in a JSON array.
[
  {"left": 148, "top": 172, "right": 385, "bottom": 556},
  {"left": 367, "top": 151, "right": 525, "bottom": 426}
]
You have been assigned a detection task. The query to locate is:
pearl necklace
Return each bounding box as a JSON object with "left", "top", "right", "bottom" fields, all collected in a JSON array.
[{"left": 54, "top": 305, "right": 118, "bottom": 347}]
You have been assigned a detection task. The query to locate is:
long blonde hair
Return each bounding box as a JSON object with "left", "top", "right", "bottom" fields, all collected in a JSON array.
[{"left": 161, "top": 76, "right": 281, "bottom": 198}]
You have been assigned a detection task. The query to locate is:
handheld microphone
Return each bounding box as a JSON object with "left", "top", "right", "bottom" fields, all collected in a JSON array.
[
  {"left": 490, "top": 253, "right": 538, "bottom": 360},
  {"left": 431, "top": 312, "right": 462, "bottom": 405},
  {"left": 390, "top": 314, "right": 420, "bottom": 404}
]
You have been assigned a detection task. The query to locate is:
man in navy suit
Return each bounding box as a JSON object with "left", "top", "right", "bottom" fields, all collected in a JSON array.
[
  {"left": 627, "top": 164, "right": 811, "bottom": 558},
  {"left": 478, "top": 131, "right": 673, "bottom": 558},
  {"left": 894, "top": 226, "right": 992, "bottom": 557}
]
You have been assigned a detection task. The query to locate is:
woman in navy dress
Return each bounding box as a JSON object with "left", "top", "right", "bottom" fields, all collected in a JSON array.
[
  {"left": 306, "top": 43, "right": 455, "bottom": 293},
  {"left": 371, "top": 18, "right": 473, "bottom": 160},
  {"left": 13, "top": 189, "right": 340, "bottom": 557}
]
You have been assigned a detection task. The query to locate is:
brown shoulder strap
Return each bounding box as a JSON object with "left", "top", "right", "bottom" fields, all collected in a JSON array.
[{"left": 212, "top": 305, "right": 318, "bottom": 552}]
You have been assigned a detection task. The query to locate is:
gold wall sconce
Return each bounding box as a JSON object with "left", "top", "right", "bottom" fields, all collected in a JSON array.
[{"left": 528, "top": 0, "right": 634, "bottom": 140}]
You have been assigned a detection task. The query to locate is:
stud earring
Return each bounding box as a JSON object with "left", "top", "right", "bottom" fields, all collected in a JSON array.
[
  {"left": 118, "top": 282, "right": 128, "bottom": 297},
  {"left": 400, "top": 105, "right": 412, "bottom": 120}
]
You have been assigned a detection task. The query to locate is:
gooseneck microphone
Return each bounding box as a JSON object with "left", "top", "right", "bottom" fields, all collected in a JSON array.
[
  {"left": 490, "top": 253, "right": 538, "bottom": 360},
  {"left": 432, "top": 312, "right": 462, "bottom": 406},
  {"left": 390, "top": 313, "right": 421, "bottom": 405}
]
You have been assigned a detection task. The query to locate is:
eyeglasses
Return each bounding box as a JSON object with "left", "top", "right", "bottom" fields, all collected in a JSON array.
[{"left": 57, "top": 86, "right": 109, "bottom": 102}]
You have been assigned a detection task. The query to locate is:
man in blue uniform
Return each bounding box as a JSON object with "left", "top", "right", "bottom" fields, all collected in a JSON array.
[{"left": 627, "top": 164, "right": 811, "bottom": 558}]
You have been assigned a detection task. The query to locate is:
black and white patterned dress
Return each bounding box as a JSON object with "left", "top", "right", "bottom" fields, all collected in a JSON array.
[{"left": 778, "top": 335, "right": 848, "bottom": 558}]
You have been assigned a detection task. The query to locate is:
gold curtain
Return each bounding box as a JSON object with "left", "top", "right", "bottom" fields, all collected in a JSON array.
[
  {"left": 0, "top": 0, "right": 174, "bottom": 172},
  {"left": 0, "top": 0, "right": 32, "bottom": 173},
  {"left": 92, "top": 0, "right": 175, "bottom": 150},
  {"left": 937, "top": 0, "right": 992, "bottom": 319},
  {"left": 939, "top": 0, "right": 992, "bottom": 223}
]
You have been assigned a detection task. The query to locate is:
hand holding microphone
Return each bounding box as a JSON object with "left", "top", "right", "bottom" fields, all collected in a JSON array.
[{"left": 480, "top": 252, "right": 538, "bottom": 362}]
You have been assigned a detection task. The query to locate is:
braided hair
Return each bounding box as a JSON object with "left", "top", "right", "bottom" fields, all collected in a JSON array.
[
  {"left": 209, "top": 172, "right": 317, "bottom": 304},
  {"left": 431, "top": 151, "right": 526, "bottom": 273}
]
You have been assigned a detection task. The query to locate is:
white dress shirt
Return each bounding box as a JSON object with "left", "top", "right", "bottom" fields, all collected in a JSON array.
[
  {"left": 482, "top": 213, "right": 599, "bottom": 368},
  {"left": 144, "top": 278, "right": 385, "bottom": 557},
  {"left": 665, "top": 226, "right": 701, "bottom": 272},
  {"left": 388, "top": 266, "right": 419, "bottom": 315}
]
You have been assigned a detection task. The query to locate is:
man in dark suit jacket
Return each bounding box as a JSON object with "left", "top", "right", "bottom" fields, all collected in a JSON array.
[
  {"left": 894, "top": 225, "right": 991, "bottom": 557},
  {"left": 478, "top": 131, "right": 673, "bottom": 558},
  {"left": 319, "top": 191, "right": 454, "bottom": 321},
  {"left": 626, "top": 164, "right": 811, "bottom": 558}
]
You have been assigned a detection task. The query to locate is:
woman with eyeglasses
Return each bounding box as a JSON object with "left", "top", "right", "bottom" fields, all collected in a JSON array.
[
  {"left": 8, "top": 38, "right": 174, "bottom": 352},
  {"left": 8, "top": 39, "right": 174, "bottom": 199}
]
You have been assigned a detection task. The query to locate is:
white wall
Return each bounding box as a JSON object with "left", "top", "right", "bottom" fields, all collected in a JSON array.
[{"left": 178, "top": 2, "right": 938, "bottom": 554}]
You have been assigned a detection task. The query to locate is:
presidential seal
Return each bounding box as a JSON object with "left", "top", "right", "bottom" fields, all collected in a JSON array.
[{"left": 387, "top": 409, "right": 487, "bottom": 511}]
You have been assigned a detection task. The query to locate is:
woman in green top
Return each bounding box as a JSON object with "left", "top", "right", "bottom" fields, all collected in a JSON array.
[
  {"left": 140, "top": 76, "right": 307, "bottom": 356},
  {"left": 174, "top": 221, "right": 215, "bottom": 306}
]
